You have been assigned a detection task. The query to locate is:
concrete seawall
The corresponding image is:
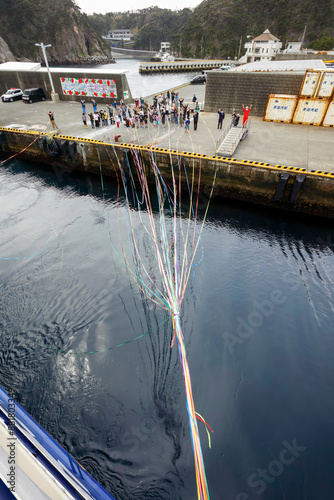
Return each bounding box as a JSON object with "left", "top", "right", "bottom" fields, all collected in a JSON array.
[
  {"left": 110, "top": 47, "right": 156, "bottom": 58},
  {"left": 1, "top": 127, "right": 334, "bottom": 219},
  {"left": 204, "top": 72, "right": 304, "bottom": 116}
]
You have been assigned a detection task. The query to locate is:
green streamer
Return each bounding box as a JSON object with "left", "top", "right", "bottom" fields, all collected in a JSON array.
[{"left": 33, "top": 318, "right": 168, "bottom": 356}]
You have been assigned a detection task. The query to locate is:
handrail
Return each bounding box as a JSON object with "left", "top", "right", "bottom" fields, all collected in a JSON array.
[
  {"left": 215, "top": 118, "right": 233, "bottom": 154},
  {"left": 230, "top": 127, "right": 245, "bottom": 154}
]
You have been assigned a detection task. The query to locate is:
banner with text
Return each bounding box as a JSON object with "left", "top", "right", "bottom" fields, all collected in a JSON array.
[{"left": 60, "top": 77, "right": 117, "bottom": 98}]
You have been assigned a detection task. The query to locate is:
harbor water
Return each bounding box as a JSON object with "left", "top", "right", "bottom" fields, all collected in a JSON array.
[
  {"left": 93, "top": 57, "right": 200, "bottom": 97},
  {"left": 1, "top": 158, "right": 334, "bottom": 500},
  {"left": 1, "top": 58, "right": 334, "bottom": 500}
]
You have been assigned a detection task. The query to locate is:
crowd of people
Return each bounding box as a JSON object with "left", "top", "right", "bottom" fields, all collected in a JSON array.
[
  {"left": 75, "top": 96, "right": 253, "bottom": 135},
  {"left": 47, "top": 95, "right": 252, "bottom": 137},
  {"left": 79, "top": 92, "right": 201, "bottom": 132}
]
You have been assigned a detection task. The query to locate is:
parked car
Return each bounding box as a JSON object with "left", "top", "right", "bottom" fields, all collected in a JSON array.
[
  {"left": 191, "top": 75, "right": 206, "bottom": 84},
  {"left": 220, "top": 65, "right": 234, "bottom": 71},
  {"left": 1, "top": 88, "right": 23, "bottom": 102},
  {"left": 22, "top": 88, "right": 45, "bottom": 103}
]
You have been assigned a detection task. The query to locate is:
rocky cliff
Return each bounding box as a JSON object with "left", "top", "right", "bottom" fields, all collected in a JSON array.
[
  {"left": 0, "top": 35, "right": 14, "bottom": 63},
  {"left": 0, "top": 0, "right": 112, "bottom": 65}
]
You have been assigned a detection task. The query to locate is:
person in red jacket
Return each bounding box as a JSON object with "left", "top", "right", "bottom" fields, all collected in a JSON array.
[{"left": 242, "top": 104, "right": 252, "bottom": 126}]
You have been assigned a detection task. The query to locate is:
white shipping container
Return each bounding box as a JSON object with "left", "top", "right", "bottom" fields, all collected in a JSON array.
[
  {"left": 323, "top": 100, "right": 334, "bottom": 126},
  {"left": 293, "top": 98, "right": 329, "bottom": 125},
  {"left": 318, "top": 71, "right": 334, "bottom": 98},
  {"left": 264, "top": 94, "right": 298, "bottom": 123},
  {"left": 300, "top": 70, "right": 322, "bottom": 97}
]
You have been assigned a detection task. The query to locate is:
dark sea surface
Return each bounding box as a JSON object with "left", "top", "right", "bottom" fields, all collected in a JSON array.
[{"left": 1, "top": 157, "right": 334, "bottom": 500}]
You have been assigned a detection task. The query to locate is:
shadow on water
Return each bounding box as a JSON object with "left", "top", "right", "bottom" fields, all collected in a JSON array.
[
  {"left": 1, "top": 159, "right": 334, "bottom": 499},
  {"left": 5, "top": 158, "right": 334, "bottom": 250}
]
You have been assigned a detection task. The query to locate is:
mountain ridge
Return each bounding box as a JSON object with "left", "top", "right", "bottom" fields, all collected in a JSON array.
[{"left": 89, "top": 0, "right": 334, "bottom": 58}]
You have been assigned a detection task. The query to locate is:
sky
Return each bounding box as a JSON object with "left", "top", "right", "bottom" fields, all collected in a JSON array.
[{"left": 74, "top": 0, "right": 200, "bottom": 15}]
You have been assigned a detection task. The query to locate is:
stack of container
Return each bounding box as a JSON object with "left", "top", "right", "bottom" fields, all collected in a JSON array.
[
  {"left": 323, "top": 101, "right": 334, "bottom": 127},
  {"left": 293, "top": 68, "right": 334, "bottom": 125},
  {"left": 264, "top": 68, "right": 334, "bottom": 126},
  {"left": 264, "top": 94, "right": 298, "bottom": 123}
]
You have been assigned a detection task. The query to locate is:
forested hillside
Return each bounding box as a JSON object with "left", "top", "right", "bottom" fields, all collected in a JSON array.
[
  {"left": 89, "top": 0, "right": 334, "bottom": 58},
  {"left": 0, "top": 0, "right": 110, "bottom": 64},
  {"left": 0, "top": 0, "right": 333, "bottom": 64}
]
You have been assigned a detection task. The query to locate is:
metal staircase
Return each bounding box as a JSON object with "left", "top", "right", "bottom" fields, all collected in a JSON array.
[{"left": 216, "top": 119, "right": 250, "bottom": 157}]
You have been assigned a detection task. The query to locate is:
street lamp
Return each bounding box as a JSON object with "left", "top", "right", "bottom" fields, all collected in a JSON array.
[{"left": 35, "top": 42, "right": 55, "bottom": 95}]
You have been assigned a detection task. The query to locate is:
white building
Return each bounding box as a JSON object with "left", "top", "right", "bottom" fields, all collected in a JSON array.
[
  {"left": 244, "top": 29, "right": 282, "bottom": 62},
  {"left": 160, "top": 42, "right": 170, "bottom": 54},
  {"left": 283, "top": 41, "right": 302, "bottom": 53},
  {"left": 103, "top": 29, "right": 134, "bottom": 42}
]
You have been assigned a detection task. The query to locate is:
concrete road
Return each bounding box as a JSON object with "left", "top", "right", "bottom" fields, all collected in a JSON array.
[{"left": 235, "top": 117, "right": 334, "bottom": 172}]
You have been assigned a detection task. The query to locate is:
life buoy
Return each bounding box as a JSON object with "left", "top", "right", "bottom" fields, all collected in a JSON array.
[{"left": 42, "top": 137, "right": 60, "bottom": 157}]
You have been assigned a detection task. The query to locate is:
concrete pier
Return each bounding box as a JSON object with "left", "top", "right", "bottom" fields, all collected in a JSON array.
[
  {"left": 1, "top": 83, "right": 334, "bottom": 218},
  {"left": 139, "top": 60, "right": 226, "bottom": 73}
]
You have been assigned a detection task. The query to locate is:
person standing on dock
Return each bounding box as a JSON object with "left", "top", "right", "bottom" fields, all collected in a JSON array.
[
  {"left": 82, "top": 113, "right": 88, "bottom": 128},
  {"left": 192, "top": 94, "right": 197, "bottom": 104},
  {"left": 81, "top": 99, "right": 86, "bottom": 113},
  {"left": 47, "top": 110, "right": 60, "bottom": 132},
  {"left": 107, "top": 104, "right": 114, "bottom": 124},
  {"left": 88, "top": 113, "right": 94, "bottom": 128},
  {"left": 92, "top": 99, "right": 97, "bottom": 113},
  {"left": 217, "top": 108, "right": 225, "bottom": 129},
  {"left": 94, "top": 111, "right": 100, "bottom": 127},
  {"left": 193, "top": 112, "right": 199, "bottom": 131},
  {"left": 104, "top": 110, "right": 109, "bottom": 126},
  {"left": 242, "top": 104, "right": 252, "bottom": 127}
]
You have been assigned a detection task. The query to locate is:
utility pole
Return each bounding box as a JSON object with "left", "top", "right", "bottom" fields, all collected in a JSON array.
[
  {"left": 238, "top": 35, "right": 243, "bottom": 60},
  {"left": 179, "top": 37, "right": 182, "bottom": 58},
  {"left": 35, "top": 42, "right": 56, "bottom": 96},
  {"left": 301, "top": 25, "right": 307, "bottom": 49},
  {"left": 200, "top": 36, "right": 204, "bottom": 59}
]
